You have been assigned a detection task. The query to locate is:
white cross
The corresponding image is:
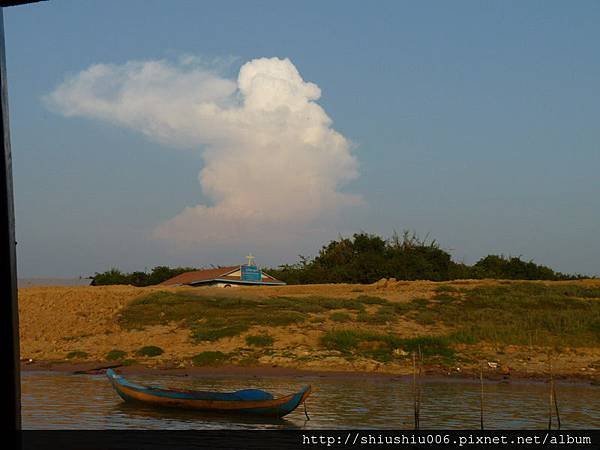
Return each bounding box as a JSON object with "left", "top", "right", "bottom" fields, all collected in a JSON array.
[{"left": 246, "top": 253, "right": 256, "bottom": 266}]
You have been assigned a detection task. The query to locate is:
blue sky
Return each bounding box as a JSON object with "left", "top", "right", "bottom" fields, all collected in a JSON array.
[{"left": 5, "top": 0, "right": 600, "bottom": 277}]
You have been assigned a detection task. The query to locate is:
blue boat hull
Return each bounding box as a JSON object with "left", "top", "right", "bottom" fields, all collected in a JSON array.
[{"left": 106, "top": 369, "right": 311, "bottom": 417}]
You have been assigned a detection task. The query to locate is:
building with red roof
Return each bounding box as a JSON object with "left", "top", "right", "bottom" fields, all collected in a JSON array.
[{"left": 161, "top": 255, "right": 285, "bottom": 287}]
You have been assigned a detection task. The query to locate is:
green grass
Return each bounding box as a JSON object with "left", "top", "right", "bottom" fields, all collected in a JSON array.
[
  {"left": 321, "top": 329, "right": 371, "bottom": 351},
  {"left": 66, "top": 351, "right": 88, "bottom": 359},
  {"left": 245, "top": 334, "right": 275, "bottom": 347},
  {"left": 192, "top": 323, "right": 249, "bottom": 342},
  {"left": 118, "top": 284, "right": 600, "bottom": 363},
  {"left": 396, "top": 336, "right": 455, "bottom": 358},
  {"left": 435, "top": 285, "right": 460, "bottom": 293},
  {"left": 267, "top": 311, "right": 306, "bottom": 326},
  {"left": 393, "top": 298, "right": 430, "bottom": 315},
  {"left": 135, "top": 346, "right": 164, "bottom": 357},
  {"left": 355, "top": 295, "right": 389, "bottom": 305},
  {"left": 119, "top": 291, "right": 390, "bottom": 343},
  {"left": 320, "top": 329, "right": 455, "bottom": 363},
  {"left": 409, "top": 283, "right": 600, "bottom": 347},
  {"left": 192, "top": 351, "right": 227, "bottom": 366},
  {"left": 105, "top": 349, "right": 128, "bottom": 361},
  {"left": 433, "top": 293, "right": 460, "bottom": 304},
  {"left": 357, "top": 305, "right": 396, "bottom": 324},
  {"left": 330, "top": 312, "right": 352, "bottom": 323}
]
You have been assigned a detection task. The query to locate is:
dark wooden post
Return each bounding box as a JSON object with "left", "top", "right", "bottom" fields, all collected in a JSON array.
[
  {"left": 1, "top": 5, "right": 47, "bottom": 439},
  {"left": 0, "top": 6, "right": 21, "bottom": 433},
  {"left": 0, "top": 3, "right": 21, "bottom": 431}
]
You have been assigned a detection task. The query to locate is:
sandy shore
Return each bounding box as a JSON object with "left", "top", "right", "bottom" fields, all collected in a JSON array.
[
  {"left": 18, "top": 280, "right": 600, "bottom": 382},
  {"left": 21, "top": 360, "right": 600, "bottom": 385}
]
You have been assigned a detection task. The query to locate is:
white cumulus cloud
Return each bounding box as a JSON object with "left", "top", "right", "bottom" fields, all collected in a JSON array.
[{"left": 46, "top": 56, "right": 360, "bottom": 247}]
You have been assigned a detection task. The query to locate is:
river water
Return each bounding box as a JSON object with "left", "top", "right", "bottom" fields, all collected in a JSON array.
[{"left": 21, "top": 371, "right": 599, "bottom": 429}]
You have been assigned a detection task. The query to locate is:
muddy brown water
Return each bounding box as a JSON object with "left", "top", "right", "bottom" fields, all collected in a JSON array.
[{"left": 21, "top": 371, "right": 599, "bottom": 429}]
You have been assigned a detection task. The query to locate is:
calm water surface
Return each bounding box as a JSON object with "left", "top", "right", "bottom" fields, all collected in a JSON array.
[{"left": 22, "top": 371, "right": 599, "bottom": 429}]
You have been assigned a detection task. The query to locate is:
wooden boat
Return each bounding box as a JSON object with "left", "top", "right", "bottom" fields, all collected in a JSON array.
[{"left": 106, "top": 369, "right": 312, "bottom": 417}]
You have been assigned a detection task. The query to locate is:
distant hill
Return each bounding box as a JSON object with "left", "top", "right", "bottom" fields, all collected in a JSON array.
[{"left": 18, "top": 278, "right": 92, "bottom": 288}]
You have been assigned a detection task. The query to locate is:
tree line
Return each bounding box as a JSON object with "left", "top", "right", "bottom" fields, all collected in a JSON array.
[
  {"left": 90, "top": 266, "right": 197, "bottom": 286},
  {"left": 266, "top": 232, "right": 581, "bottom": 284},
  {"left": 90, "top": 231, "right": 583, "bottom": 286}
]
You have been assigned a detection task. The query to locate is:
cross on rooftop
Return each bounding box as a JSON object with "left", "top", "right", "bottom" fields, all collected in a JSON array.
[{"left": 246, "top": 253, "right": 256, "bottom": 266}]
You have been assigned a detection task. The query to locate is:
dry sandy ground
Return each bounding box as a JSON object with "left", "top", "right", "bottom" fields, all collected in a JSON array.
[{"left": 18, "top": 280, "right": 600, "bottom": 381}]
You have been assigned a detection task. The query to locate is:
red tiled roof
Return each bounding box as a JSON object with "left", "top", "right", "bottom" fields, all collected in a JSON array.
[
  {"left": 161, "top": 266, "right": 284, "bottom": 286},
  {"left": 161, "top": 266, "right": 239, "bottom": 285}
]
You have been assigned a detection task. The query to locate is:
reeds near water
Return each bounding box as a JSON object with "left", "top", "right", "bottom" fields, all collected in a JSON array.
[
  {"left": 548, "top": 359, "right": 561, "bottom": 430},
  {"left": 408, "top": 357, "right": 565, "bottom": 430},
  {"left": 480, "top": 362, "right": 485, "bottom": 430},
  {"left": 412, "top": 348, "right": 423, "bottom": 430}
]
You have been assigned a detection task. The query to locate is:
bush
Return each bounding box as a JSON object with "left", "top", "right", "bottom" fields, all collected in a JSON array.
[
  {"left": 105, "top": 349, "right": 128, "bottom": 361},
  {"left": 245, "top": 334, "right": 275, "bottom": 347},
  {"left": 91, "top": 265, "right": 199, "bottom": 286},
  {"left": 267, "top": 231, "right": 582, "bottom": 284},
  {"left": 192, "top": 351, "right": 227, "bottom": 366},
  {"left": 472, "top": 255, "right": 572, "bottom": 280},
  {"left": 66, "top": 351, "right": 88, "bottom": 359},
  {"left": 135, "top": 346, "right": 164, "bottom": 357}
]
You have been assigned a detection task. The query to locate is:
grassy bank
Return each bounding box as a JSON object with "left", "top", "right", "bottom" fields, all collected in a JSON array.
[
  {"left": 18, "top": 280, "right": 600, "bottom": 379},
  {"left": 117, "top": 282, "right": 600, "bottom": 365}
]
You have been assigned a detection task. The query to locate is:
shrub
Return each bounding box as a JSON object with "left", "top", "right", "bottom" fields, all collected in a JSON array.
[
  {"left": 66, "top": 351, "right": 89, "bottom": 359},
  {"left": 105, "top": 349, "right": 128, "bottom": 361},
  {"left": 267, "top": 232, "right": 582, "bottom": 284},
  {"left": 472, "top": 255, "right": 567, "bottom": 280},
  {"left": 91, "top": 265, "right": 199, "bottom": 286},
  {"left": 192, "top": 351, "right": 227, "bottom": 366},
  {"left": 245, "top": 334, "right": 275, "bottom": 347},
  {"left": 135, "top": 346, "right": 164, "bottom": 357}
]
